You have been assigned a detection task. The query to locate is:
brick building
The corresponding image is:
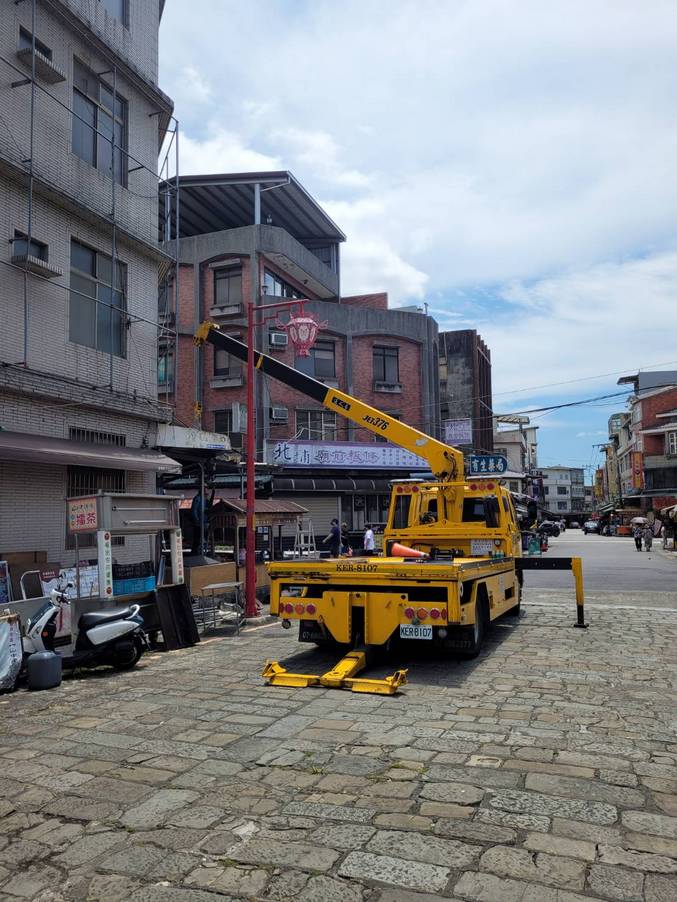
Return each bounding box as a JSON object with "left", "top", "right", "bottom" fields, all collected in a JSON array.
[
  {"left": 439, "top": 330, "right": 493, "bottom": 454},
  {"left": 0, "top": 1, "right": 176, "bottom": 566},
  {"left": 161, "top": 173, "right": 440, "bottom": 537},
  {"left": 616, "top": 371, "right": 677, "bottom": 514}
]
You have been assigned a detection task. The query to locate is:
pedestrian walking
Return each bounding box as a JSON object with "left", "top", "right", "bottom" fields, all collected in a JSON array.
[
  {"left": 322, "top": 518, "right": 342, "bottom": 557},
  {"left": 643, "top": 525, "right": 653, "bottom": 552},
  {"left": 341, "top": 522, "right": 353, "bottom": 557},
  {"left": 632, "top": 525, "right": 643, "bottom": 552},
  {"left": 363, "top": 523, "right": 375, "bottom": 554}
]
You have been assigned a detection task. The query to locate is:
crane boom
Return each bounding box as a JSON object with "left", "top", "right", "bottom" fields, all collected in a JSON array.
[{"left": 194, "top": 322, "right": 464, "bottom": 481}]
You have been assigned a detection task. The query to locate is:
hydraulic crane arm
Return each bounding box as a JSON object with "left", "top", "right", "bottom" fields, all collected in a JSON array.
[{"left": 194, "top": 322, "right": 464, "bottom": 481}]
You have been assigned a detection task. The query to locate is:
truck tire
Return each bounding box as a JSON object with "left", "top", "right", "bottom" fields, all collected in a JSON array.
[{"left": 460, "top": 595, "right": 488, "bottom": 658}]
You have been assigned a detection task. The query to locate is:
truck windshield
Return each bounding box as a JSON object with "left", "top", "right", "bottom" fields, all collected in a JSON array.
[{"left": 392, "top": 494, "right": 412, "bottom": 530}]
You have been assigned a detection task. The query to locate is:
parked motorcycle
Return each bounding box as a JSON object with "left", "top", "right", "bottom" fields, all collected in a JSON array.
[{"left": 23, "top": 584, "right": 147, "bottom": 671}]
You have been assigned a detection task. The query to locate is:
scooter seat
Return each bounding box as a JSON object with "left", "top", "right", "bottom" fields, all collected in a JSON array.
[{"left": 79, "top": 607, "right": 135, "bottom": 630}]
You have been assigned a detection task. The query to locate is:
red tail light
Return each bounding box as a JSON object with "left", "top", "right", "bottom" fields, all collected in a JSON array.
[
  {"left": 404, "top": 607, "right": 415, "bottom": 619},
  {"left": 429, "top": 608, "right": 440, "bottom": 620},
  {"left": 441, "top": 608, "right": 448, "bottom": 620},
  {"left": 294, "top": 603, "right": 305, "bottom": 615},
  {"left": 417, "top": 608, "right": 428, "bottom": 620},
  {"left": 284, "top": 603, "right": 294, "bottom": 614},
  {"left": 305, "top": 603, "right": 316, "bottom": 615}
]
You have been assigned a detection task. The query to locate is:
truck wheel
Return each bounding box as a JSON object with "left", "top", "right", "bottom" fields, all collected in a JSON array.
[{"left": 460, "top": 596, "right": 488, "bottom": 658}]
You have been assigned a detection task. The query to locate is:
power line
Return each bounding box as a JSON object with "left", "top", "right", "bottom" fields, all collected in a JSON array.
[{"left": 495, "top": 391, "right": 630, "bottom": 417}]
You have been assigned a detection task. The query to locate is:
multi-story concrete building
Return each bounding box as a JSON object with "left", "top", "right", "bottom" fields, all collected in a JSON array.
[
  {"left": 0, "top": 1, "right": 175, "bottom": 567},
  {"left": 492, "top": 422, "right": 539, "bottom": 496},
  {"left": 439, "top": 330, "right": 493, "bottom": 454},
  {"left": 162, "top": 173, "right": 440, "bottom": 537},
  {"left": 541, "top": 466, "right": 586, "bottom": 519}
]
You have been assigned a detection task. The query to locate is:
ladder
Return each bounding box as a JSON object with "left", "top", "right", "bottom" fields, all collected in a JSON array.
[{"left": 293, "top": 519, "right": 319, "bottom": 558}]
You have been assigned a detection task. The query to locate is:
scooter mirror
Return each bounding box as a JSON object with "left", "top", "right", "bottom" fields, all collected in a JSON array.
[{"left": 67, "top": 582, "right": 74, "bottom": 589}]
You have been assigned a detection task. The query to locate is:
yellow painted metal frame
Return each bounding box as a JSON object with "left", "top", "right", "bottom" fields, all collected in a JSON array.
[{"left": 262, "top": 651, "right": 408, "bottom": 695}]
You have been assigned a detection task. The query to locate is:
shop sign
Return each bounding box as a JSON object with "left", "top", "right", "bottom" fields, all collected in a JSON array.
[
  {"left": 67, "top": 496, "right": 98, "bottom": 533},
  {"left": 444, "top": 418, "right": 473, "bottom": 445},
  {"left": 467, "top": 454, "right": 509, "bottom": 475},
  {"left": 268, "top": 440, "right": 427, "bottom": 470},
  {"left": 631, "top": 452, "right": 644, "bottom": 490}
]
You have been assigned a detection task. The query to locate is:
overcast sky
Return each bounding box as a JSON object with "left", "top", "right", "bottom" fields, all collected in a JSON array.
[{"left": 160, "top": 0, "right": 677, "bottom": 473}]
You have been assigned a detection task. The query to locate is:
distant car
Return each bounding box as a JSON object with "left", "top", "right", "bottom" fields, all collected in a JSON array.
[
  {"left": 570, "top": 521, "right": 581, "bottom": 529},
  {"left": 583, "top": 520, "right": 599, "bottom": 534},
  {"left": 538, "top": 521, "right": 560, "bottom": 537}
]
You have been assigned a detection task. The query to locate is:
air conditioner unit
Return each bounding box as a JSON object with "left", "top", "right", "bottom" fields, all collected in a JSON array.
[
  {"left": 269, "top": 332, "right": 288, "bottom": 348},
  {"left": 230, "top": 431, "right": 244, "bottom": 451},
  {"left": 271, "top": 406, "right": 288, "bottom": 422}
]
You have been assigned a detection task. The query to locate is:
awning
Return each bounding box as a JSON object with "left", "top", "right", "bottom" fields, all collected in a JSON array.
[
  {"left": 273, "top": 476, "right": 392, "bottom": 493},
  {"left": 0, "top": 430, "right": 181, "bottom": 473}
]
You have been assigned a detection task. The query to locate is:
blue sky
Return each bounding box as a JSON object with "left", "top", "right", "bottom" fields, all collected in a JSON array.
[{"left": 160, "top": 1, "right": 677, "bottom": 477}]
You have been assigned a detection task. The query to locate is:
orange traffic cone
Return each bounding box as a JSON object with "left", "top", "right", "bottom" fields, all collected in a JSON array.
[{"left": 390, "top": 542, "right": 429, "bottom": 559}]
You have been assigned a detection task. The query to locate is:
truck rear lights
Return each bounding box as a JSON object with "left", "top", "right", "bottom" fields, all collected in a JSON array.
[
  {"left": 283, "top": 603, "right": 294, "bottom": 614},
  {"left": 429, "top": 608, "right": 441, "bottom": 620},
  {"left": 294, "top": 603, "right": 305, "bottom": 615},
  {"left": 416, "top": 608, "right": 428, "bottom": 620},
  {"left": 441, "top": 608, "right": 448, "bottom": 619},
  {"left": 404, "top": 607, "right": 415, "bottom": 619},
  {"left": 305, "top": 603, "right": 317, "bottom": 615}
]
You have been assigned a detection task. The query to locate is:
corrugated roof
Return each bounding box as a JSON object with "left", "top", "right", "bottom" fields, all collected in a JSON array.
[{"left": 159, "top": 171, "right": 346, "bottom": 244}]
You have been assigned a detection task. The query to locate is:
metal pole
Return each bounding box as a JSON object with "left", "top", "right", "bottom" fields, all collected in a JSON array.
[
  {"left": 23, "top": 0, "right": 37, "bottom": 365},
  {"left": 245, "top": 297, "right": 257, "bottom": 617},
  {"left": 199, "top": 461, "right": 205, "bottom": 555},
  {"left": 110, "top": 64, "right": 117, "bottom": 390}
]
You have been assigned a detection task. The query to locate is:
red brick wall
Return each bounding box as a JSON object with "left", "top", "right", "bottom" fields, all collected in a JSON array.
[
  {"left": 342, "top": 292, "right": 388, "bottom": 310},
  {"left": 351, "top": 336, "right": 424, "bottom": 439}
]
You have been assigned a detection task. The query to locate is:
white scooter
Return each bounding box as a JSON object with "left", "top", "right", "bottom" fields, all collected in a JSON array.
[{"left": 23, "top": 584, "right": 147, "bottom": 671}]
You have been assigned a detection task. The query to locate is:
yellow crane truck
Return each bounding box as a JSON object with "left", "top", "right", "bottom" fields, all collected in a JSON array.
[{"left": 195, "top": 323, "right": 585, "bottom": 694}]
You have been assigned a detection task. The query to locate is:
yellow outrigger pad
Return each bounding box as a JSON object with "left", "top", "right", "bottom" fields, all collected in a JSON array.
[{"left": 262, "top": 650, "right": 408, "bottom": 695}]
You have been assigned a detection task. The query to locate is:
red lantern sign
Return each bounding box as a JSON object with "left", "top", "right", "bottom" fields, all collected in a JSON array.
[{"left": 281, "top": 312, "right": 328, "bottom": 357}]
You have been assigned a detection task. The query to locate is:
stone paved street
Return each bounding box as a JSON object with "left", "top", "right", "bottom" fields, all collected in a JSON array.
[{"left": 1, "top": 594, "right": 677, "bottom": 901}]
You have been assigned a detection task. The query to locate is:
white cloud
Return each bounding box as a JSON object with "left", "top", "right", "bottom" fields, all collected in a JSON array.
[
  {"left": 160, "top": 0, "right": 677, "bottom": 384},
  {"left": 178, "top": 127, "right": 281, "bottom": 176}
]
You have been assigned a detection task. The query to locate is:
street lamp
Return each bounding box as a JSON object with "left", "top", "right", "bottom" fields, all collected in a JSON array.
[{"left": 244, "top": 297, "right": 325, "bottom": 618}]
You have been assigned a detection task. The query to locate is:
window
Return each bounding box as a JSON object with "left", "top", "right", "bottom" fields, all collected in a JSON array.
[
  {"left": 12, "top": 230, "right": 48, "bottom": 260},
  {"left": 544, "top": 486, "right": 549, "bottom": 495},
  {"left": 158, "top": 346, "right": 174, "bottom": 388},
  {"left": 557, "top": 486, "right": 568, "bottom": 495},
  {"left": 668, "top": 431, "right": 677, "bottom": 456},
  {"left": 66, "top": 466, "right": 125, "bottom": 548},
  {"left": 263, "top": 269, "right": 302, "bottom": 299},
  {"left": 69, "top": 239, "right": 126, "bottom": 356},
  {"left": 214, "top": 266, "right": 242, "bottom": 307},
  {"left": 19, "top": 28, "right": 52, "bottom": 59},
  {"left": 73, "top": 59, "right": 127, "bottom": 184},
  {"left": 214, "top": 348, "right": 242, "bottom": 378},
  {"left": 462, "top": 498, "right": 486, "bottom": 522},
  {"left": 373, "top": 346, "right": 399, "bottom": 383},
  {"left": 69, "top": 427, "right": 125, "bottom": 446},
  {"left": 296, "top": 409, "right": 337, "bottom": 440},
  {"left": 214, "top": 410, "right": 232, "bottom": 434},
  {"left": 295, "top": 340, "right": 335, "bottom": 380},
  {"left": 100, "top": 0, "right": 128, "bottom": 25},
  {"left": 557, "top": 501, "right": 567, "bottom": 511}
]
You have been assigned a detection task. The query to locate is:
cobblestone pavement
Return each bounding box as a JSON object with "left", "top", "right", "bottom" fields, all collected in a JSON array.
[{"left": 1, "top": 596, "right": 677, "bottom": 901}]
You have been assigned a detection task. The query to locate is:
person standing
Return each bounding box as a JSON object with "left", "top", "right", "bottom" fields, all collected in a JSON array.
[
  {"left": 643, "top": 525, "right": 653, "bottom": 552},
  {"left": 363, "top": 523, "right": 375, "bottom": 554},
  {"left": 322, "top": 518, "right": 341, "bottom": 557},
  {"left": 632, "top": 525, "right": 643, "bottom": 552}
]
